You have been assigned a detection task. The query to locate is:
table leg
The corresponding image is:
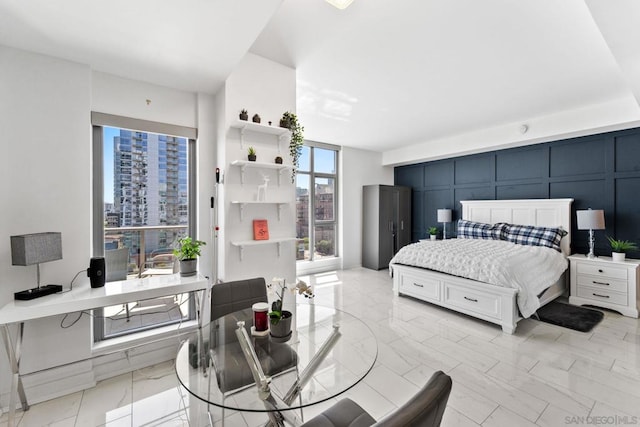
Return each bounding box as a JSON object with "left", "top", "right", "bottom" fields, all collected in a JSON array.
[
  {"left": 1, "top": 323, "right": 29, "bottom": 427},
  {"left": 234, "top": 322, "right": 342, "bottom": 427},
  {"left": 282, "top": 325, "right": 341, "bottom": 406}
]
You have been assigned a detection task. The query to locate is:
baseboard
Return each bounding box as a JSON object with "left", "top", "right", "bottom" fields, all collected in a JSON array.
[{"left": 0, "top": 333, "right": 187, "bottom": 413}]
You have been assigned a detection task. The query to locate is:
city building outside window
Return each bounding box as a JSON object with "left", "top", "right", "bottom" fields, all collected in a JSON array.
[
  {"left": 92, "top": 114, "right": 197, "bottom": 341},
  {"left": 296, "top": 142, "right": 339, "bottom": 261}
]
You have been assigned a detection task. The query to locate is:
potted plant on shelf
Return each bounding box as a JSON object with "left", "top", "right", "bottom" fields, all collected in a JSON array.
[
  {"left": 428, "top": 226, "right": 438, "bottom": 241},
  {"left": 248, "top": 146, "right": 257, "bottom": 162},
  {"left": 280, "top": 111, "right": 304, "bottom": 183},
  {"left": 607, "top": 237, "right": 638, "bottom": 262},
  {"left": 173, "top": 236, "right": 206, "bottom": 277},
  {"left": 268, "top": 278, "right": 314, "bottom": 342},
  {"left": 239, "top": 109, "right": 248, "bottom": 121}
]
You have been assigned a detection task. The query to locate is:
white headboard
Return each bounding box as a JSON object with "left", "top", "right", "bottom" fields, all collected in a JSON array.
[{"left": 460, "top": 199, "right": 574, "bottom": 255}]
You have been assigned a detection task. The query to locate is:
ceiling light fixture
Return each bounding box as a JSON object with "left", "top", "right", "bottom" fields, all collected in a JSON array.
[{"left": 326, "top": 0, "right": 354, "bottom": 10}]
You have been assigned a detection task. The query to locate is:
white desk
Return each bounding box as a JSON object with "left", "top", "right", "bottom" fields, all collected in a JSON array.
[{"left": 0, "top": 273, "right": 208, "bottom": 427}]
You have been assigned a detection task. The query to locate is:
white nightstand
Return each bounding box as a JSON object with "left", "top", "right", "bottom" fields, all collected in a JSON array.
[{"left": 568, "top": 254, "right": 640, "bottom": 318}]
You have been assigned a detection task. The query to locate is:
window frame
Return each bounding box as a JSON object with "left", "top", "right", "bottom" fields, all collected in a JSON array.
[
  {"left": 91, "top": 112, "right": 198, "bottom": 342},
  {"left": 296, "top": 141, "right": 340, "bottom": 261}
]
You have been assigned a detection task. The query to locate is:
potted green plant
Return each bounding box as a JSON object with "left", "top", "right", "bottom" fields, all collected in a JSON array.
[
  {"left": 268, "top": 278, "right": 313, "bottom": 342},
  {"left": 247, "top": 146, "right": 257, "bottom": 162},
  {"left": 239, "top": 109, "right": 248, "bottom": 121},
  {"left": 280, "top": 111, "right": 304, "bottom": 183},
  {"left": 173, "top": 236, "right": 206, "bottom": 277},
  {"left": 607, "top": 237, "right": 638, "bottom": 262},
  {"left": 428, "top": 226, "right": 438, "bottom": 241}
]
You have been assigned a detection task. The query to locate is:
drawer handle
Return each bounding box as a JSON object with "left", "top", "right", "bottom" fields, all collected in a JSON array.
[
  {"left": 464, "top": 296, "right": 478, "bottom": 303},
  {"left": 592, "top": 293, "right": 610, "bottom": 299},
  {"left": 592, "top": 281, "right": 610, "bottom": 286},
  {"left": 598, "top": 269, "right": 603, "bottom": 273},
  {"left": 413, "top": 283, "right": 424, "bottom": 288}
]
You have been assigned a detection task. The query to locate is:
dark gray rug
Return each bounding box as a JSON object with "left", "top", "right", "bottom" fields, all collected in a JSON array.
[{"left": 536, "top": 302, "right": 604, "bottom": 332}]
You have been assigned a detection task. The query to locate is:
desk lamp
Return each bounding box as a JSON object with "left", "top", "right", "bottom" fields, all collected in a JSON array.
[
  {"left": 437, "top": 209, "right": 452, "bottom": 240},
  {"left": 576, "top": 209, "right": 605, "bottom": 259},
  {"left": 11, "top": 232, "right": 63, "bottom": 300}
]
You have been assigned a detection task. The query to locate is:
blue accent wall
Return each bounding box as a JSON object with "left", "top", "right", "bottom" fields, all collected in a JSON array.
[{"left": 394, "top": 128, "right": 640, "bottom": 257}]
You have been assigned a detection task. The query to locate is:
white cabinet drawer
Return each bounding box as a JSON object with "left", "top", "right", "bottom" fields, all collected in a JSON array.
[
  {"left": 576, "top": 263, "right": 627, "bottom": 280},
  {"left": 443, "top": 283, "right": 500, "bottom": 319},
  {"left": 576, "top": 275, "right": 628, "bottom": 293},
  {"left": 576, "top": 286, "right": 627, "bottom": 306},
  {"left": 399, "top": 273, "right": 440, "bottom": 302}
]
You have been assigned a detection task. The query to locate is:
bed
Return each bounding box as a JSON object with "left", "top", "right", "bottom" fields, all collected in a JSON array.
[{"left": 390, "top": 198, "right": 573, "bottom": 334}]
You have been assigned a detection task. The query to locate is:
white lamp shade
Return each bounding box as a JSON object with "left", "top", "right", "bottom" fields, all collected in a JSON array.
[
  {"left": 437, "top": 209, "right": 452, "bottom": 223},
  {"left": 576, "top": 209, "right": 605, "bottom": 230}
]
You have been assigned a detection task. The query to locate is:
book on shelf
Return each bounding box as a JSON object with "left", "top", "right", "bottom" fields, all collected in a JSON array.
[{"left": 253, "top": 219, "right": 269, "bottom": 240}]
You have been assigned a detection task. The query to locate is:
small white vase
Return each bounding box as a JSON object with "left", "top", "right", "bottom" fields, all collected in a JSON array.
[
  {"left": 430, "top": 235, "right": 436, "bottom": 241},
  {"left": 611, "top": 252, "right": 626, "bottom": 262}
]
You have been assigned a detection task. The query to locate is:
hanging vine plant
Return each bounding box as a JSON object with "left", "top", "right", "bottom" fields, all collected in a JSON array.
[{"left": 280, "top": 111, "right": 304, "bottom": 183}]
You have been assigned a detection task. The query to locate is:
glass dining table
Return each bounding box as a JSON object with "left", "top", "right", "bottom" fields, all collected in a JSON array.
[{"left": 175, "top": 303, "right": 378, "bottom": 426}]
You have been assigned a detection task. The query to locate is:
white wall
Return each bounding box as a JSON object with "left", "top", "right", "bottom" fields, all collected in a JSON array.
[
  {"left": 221, "top": 53, "right": 297, "bottom": 287},
  {"left": 0, "top": 45, "right": 93, "bottom": 404},
  {"left": 0, "top": 46, "right": 214, "bottom": 408},
  {"left": 92, "top": 72, "right": 197, "bottom": 128},
  {"left": 383, "top": 96, "right": 640, "bottom": 166},
  {"left": 340, "top": 148, "right": 394, "bottom": 269}
]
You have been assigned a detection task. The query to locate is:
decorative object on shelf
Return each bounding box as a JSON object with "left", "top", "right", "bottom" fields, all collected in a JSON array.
[
  {"left": 253, "top": 219, "right": 269, "bottom": 240},
  {"left": 173, "top": 236, "right": 206, "bottom": 277},
  {"left": 428, "top": 226, "right": 438, "bottom": 241},
  {"left": 268, "top": 121, "right": 272, "bottom": 126},
  {"left": 247, "top": 146, "right": 257, "bottom": 162},
  {"left": 274, "top": 156, "right": 283, "bottom": 164},
  {"left": 576, "top": 208, "right": 605, "bottom": 259},
  {"left": 280, "top": 111, "right": 304, "bottom": 183},
  {"left": 239, "top": 109, "right": 248, "bottom": 121},
  {"left": 607, "top": 237, "right": 637, "bottom": 262},
  {"left": 268, "top": 278, "right": 314, "bottom": 342},
  {"left": 252, "top": 113, "right": 261, "bottom": 123},
  {"left": 437, "top": 209, "right": 452, "bottom": 240},
  {"left": 10, "top": 232, "right": 64, "bottom": 300},
  {"left": 257, "top": 174, "right": 269, "bottom": 201}
]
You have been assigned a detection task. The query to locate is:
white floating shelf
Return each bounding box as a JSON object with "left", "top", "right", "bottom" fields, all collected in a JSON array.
[
  {"left": 230, "top": 201, "right": 289, "bottom": 221},
  {"left": 230, "top": 160, "right": 293, "bottom": 185},
  {"left": 231, "top": 119, "right": 291, "bottom": 150},
  {"left": 231, "top": 119, "right": 290, "bottom": 136},
  {"left": 230, "top": 238, "right": 297, "bottom": 261}
]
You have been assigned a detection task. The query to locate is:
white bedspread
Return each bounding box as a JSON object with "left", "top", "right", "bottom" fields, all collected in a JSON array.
[{"left": 389, "top": 239, "right": 568, "bottom": 317}]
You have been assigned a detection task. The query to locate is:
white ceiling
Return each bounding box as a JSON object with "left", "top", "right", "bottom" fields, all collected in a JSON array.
[{"left": 1, "top": 0, "right": 639, "bottom": 154}]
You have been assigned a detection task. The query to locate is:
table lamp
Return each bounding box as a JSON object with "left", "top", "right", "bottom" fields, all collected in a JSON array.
[
  {"left": 11, "top": 232, "right": 63, "bottom": 300},
  {"left": 437, "top": 209, "right": 452, "bottom": 240},
  {"left": 576, "top": 209, "right": 605, "bottom": 259}
]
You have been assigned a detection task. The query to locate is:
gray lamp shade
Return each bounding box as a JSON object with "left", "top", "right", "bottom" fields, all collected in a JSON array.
[
  {"left": 11, "top": 232, "right": 62, "bottom": 266},
  {"left": 437, "top": 209, "right": 452, "bottom": 223},
  {"left": 576, "top": 210, "right": 605, "bottom": 230}
]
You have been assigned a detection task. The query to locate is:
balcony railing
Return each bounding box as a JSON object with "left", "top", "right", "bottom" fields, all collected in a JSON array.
[{"left": 104, "top": 224, "right": 188, "bottom": 278}]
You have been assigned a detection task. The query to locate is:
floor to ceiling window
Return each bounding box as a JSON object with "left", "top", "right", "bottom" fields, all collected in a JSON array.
[
  {"left": 296, "top": 142, "right": 339, "bottom": 261},
  {"left": 92, "top": 113, "right": 197, "bottom": 341}
]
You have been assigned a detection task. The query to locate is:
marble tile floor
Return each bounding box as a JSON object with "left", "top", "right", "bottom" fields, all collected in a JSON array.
[{"left": 3, "top": 267, "right": 640, "bottom": 426}]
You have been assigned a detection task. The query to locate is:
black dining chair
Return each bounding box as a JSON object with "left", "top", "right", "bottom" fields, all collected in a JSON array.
[
  {"left": 208, "top": 277, "right": 300, "bottom": 425},
  {"left": 300, "top": 370, "right": 452, "bottom": 427}
]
